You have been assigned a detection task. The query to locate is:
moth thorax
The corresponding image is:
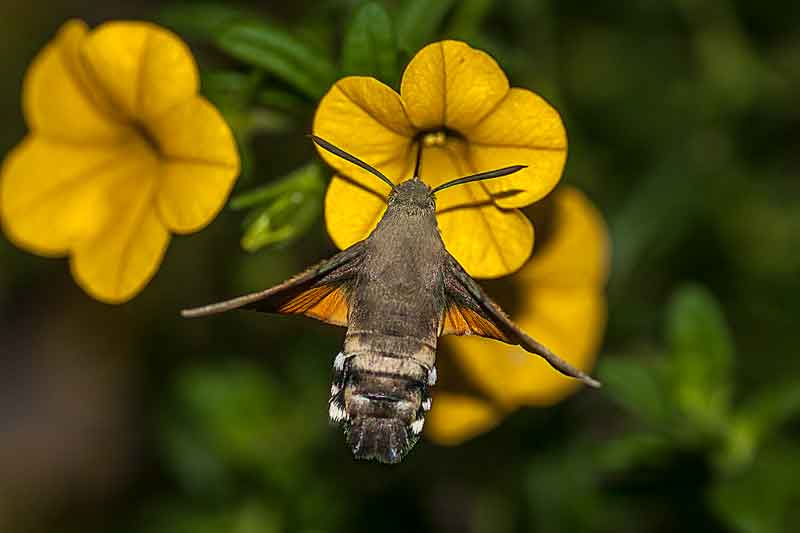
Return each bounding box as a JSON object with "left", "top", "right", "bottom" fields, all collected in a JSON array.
[{"left": 328, "top": 352, "right": 436, "bottom": 464}]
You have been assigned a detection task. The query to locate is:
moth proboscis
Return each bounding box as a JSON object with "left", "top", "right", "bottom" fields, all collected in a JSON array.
[{"left": 182, "top": 135, "right": 600, "bottom": 464}]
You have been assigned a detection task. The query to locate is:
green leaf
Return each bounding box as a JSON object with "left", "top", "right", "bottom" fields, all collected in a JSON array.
[
  {"left": 257, "top": 88, "right": 309, "bottom": 114},
  {"left": 201, "top": 70, "right": 263, "bottom": 111},
  {"left": 157, "top": 3, "right": 255, "bottom": 41},
  {"left": 446, "top": 0, "right": 494, "bottom": 39},
  {"left": 710, "top": 441, "right": 800, "bottom": 533},
  {"left": 230, "top": 163, "right": 324, "bottom": 210},
  {"left": 342, "top": 3, "right": 399, "bottom": 85},
  {"left": 598, "top": 356, "right": 676, "bottom": 428},
  {"left": 666, "top": 284, "right": 734, "bottom": 430},
  {"left": 216, "top": 22, "right": 337, "bottom": 99},
  {"left": 232, "top": 164, "right": 325, "bottom": 252},
  {"left": 740, "top": 379, "right": 800, "bottom": 441},
  {"left": 667, "top": 284, "right": 733, "bottom": 370},
  {"left": 718, "top": 378, "right": 800, "bottom": 472},
  {"left": 395, "top": 0, "right": 457, "bottom": 54},
  {"left": 597, "top": 432, "right": 674, "bottom": 473},
  {"left": 240, "top": 198, "right": 321, "bottom": 252}
]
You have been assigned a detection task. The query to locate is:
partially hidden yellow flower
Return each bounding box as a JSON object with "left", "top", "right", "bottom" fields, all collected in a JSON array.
[
  {"left": 0, "top": 20, "right": 239, "bottom": 303},
  {"left": 313, "top": 40, "right": 566, "bottom": 278},
  {"left": 426, "top": 186, "right": 610, "bottom": 445}
]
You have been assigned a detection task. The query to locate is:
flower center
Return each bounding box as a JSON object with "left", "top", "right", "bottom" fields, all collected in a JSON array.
[
  {"left": 419, "top": 128, "right": 465, "bottom": 148},
  {"left": 133, "top": 121, "right": 161, "bottom": 158},
  {"left": 421, "top": 131, "right": 447, "bottom": 147}
]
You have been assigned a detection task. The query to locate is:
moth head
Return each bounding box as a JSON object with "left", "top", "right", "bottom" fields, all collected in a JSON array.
[{"left": 388, "top": 176, "right": 434, "bottom": 211}]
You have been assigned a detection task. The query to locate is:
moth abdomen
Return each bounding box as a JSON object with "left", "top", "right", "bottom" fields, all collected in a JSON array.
[{"left": 328, "top": 351, "right": 434, "bottom": 463}]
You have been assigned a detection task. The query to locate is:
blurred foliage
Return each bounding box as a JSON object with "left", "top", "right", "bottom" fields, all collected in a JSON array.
[{"left": 1, "top": 0, "right": 800, "bottom": 533}]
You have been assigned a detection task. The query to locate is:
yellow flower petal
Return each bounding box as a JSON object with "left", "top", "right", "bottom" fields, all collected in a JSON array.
[
  {"left": 424, "top": 142, "right": 533, "bottom": 278},
  {"left": 425, "top": 392, "right": 503, "bottom": 446},
  {"left": 313, "top": 77, "right": 415, "bottom": 188},
  {"left": 151, "top": 97, "right": 240, "bottom": 233},
  {"left": 518, "top": 187, "right": 610, "bottom": 287},
  {"left": 466, "top": 88, "right": 567, "bottom": 208},
  {"left": 400, "top": 41, "right": 509, "bottom": 132},
  {"left": 150, "top": 96, "right": 240, "bottom": 167},
  {"left": 71, "top": 167, "right": 169, "bottom": 304},
  {"left": 314, "top": 77, "right": 419, "bottom": 250},
  {"left": 442, "top": 187, "right": 609, "bottom": 406},
  {"left": 23, "top": 20, "right": 126, "bottom": 142},
  {"left": 0, "top": 137, "right": 133, "bottom": 255},
  {"left": 136, "top": 26, "right": 200, "bottom": 122},
  {"left": 81, "top": 21, "right": 199, "bottom": 122},
  {"left": 324, "top": 175, "right": 387, "bottom": 249},
  {"left": 156, "top": 162, "right": 237, "bottom": 234},
  {"left": 4, "top": 19, "right": 238, "bottom": 304}
]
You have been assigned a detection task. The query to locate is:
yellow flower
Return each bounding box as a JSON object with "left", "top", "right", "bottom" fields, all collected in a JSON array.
[
  {"left": 0, "top": 20, "right": 239, "bottom": 303},
  {"left": 313, "top": 40, "right": 566, "bottom": 278},
  {"left": 426, "top": 186, "right": 610, "bottom": 445}
]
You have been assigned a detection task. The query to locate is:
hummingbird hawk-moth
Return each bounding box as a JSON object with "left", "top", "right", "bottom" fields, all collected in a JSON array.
[{"left": 183, "top": 135, "right": 600, "bottom": 464}]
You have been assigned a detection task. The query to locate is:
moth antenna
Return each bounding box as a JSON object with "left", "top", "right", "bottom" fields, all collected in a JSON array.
[
  {"left": 310, "top": 135, "right": 395, "bottom": 191},
  {"left": 430, "top": 165, "right": 527, "bottom": 194}
]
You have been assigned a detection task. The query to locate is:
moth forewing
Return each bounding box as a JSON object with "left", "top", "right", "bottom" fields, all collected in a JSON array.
[{"left": 441, "top": 254, "right": 601, "bottom": 388}]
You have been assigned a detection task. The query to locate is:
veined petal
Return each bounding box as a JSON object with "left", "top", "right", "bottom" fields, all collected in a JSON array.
[
  {"left": 425, "top": 142, "right": 533, "bottom": 278},
  {"left": 425, "top": 392, "right": 503, "bottom": 446},
  {"left": 151, "top": 97, "right": 239, "bottom": 233},
  {"left": 71, "top": 167, "right": 169, "bottom": 304},
  {"left": 313, "top": 77, "right": 415, "bottom": 191},
  {"left": 465, "top": 88, "right": 567, "bottom": 208},
  {"left": 81, "top": 22, "right": 199, "bottom": 122},
  {"left": 136, "top": 25, "right": 199, "bottom": 122},
  {"left": 0, "top": 136, "right": 138, "bottom": 255},
  {"left": 23, "top": 20, "right": 127, "bottom": 142},
  {"left": 324, "top": 175, "right": 388, "bottom": 250},
  {"left": 156, "top": 161, "right": 238, "bottom": 234},
  {"left": 442, "top": 187, "right": 609, "bottom": 407},
  {"left": 150, "top": 96, "right": 240, "bottom": 167},
  {"left": 400, "top": 41, "right": 509, "bottom": 132}
]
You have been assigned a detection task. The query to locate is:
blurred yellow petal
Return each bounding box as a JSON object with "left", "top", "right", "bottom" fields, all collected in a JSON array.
[
  {"left": 156, "top": 162, "right": 236, "bottom": 234},
  {"left": 81, "top": 22, "right": 199, "bottom": 121},
  {"left": 23, "top": 20, "right": 126, "bottom": 142},
  {"left": 424, "top": 142, "right": 533, "bottom": 278},
  {"left": 425, "top": 392, "right": 503, "bottom": 446},
  {"left": 0, "top": 137, "right": 135, "bottom": 255},
  {"left": 313, "top": 77, "right": 414, "bottom": 189},
  {"left": 4, "top": 19, "right": 238, "bottom": 304},
  {"left": 71, "top": 168, "right": 169, "bottom": 304},
  {"left": 136, "top": 26, "right": 199, "bottom": 122},
  {"left": 150, "top": 97, "right": 239, "bottom": 233},
  {"left": 519, "top": 187, "right": 610, "bottom": 287},
  {"left": 150, "top": 96, "right": 239, "bottom": 167},
  {"left": 324, "top": 175, "right": 387, "bottom": 250},
  {"left": 400, "top": 41, "right": 509, "bottom": 132},
  {"left": 465, "top": 88, "right": 567, "bottom": 208},
  {"left": 442, "top": 187, "right": 609, "bottom": 407}
]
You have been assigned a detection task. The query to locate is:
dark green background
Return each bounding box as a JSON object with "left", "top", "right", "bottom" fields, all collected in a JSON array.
[{"left": 1, "top": 1, "right": 799, "bottom": 532}]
